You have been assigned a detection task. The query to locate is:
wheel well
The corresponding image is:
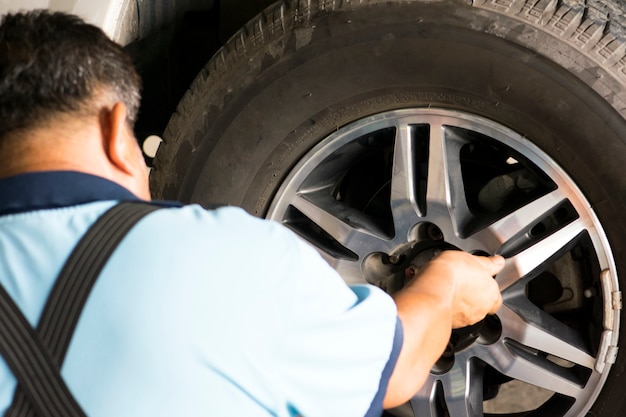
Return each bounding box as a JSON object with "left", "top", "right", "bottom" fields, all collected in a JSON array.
[{"left": 124, "top": 0, "right": 276, "bottom": 146}]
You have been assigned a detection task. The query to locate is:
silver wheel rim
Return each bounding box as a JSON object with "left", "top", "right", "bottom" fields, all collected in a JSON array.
[{"left": 267, "top": 108, "right": 619, "bottom": 416}]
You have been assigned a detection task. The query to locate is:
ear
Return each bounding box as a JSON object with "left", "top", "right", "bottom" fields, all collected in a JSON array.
[
  {"left": 101, "top": 102, "right": 136, "bottom": 176},
  {"left": 100, "top": 103, "right": 152, "bottom": 200}
]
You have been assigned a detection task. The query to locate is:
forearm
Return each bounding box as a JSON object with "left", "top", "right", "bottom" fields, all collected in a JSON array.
[{"left": 382, "top": 273, "right": 454, "bottom": 408}]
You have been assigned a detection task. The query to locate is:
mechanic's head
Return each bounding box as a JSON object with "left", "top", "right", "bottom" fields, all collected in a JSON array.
[
  {"left": 0, "top": 10, "right": 141, "bottom": 140},
  {"left": 0, "top": 10, "right": 150, "bottom": 199}
]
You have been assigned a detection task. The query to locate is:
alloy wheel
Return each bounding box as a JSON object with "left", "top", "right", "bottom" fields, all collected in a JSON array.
[{"left": 267, "top": 109, "right": 620, "bottom": 417}]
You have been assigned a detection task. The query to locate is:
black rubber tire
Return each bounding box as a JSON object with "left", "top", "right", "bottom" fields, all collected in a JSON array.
[{"left": 150, "top": 0, "right": 626, "bottom": 415}]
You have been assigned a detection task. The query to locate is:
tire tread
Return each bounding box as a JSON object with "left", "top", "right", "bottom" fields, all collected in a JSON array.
[
  {"left": 151, "top": 0, "right": 626, "bottom": 199},
  {"left": 474, "top": 0, "right": 626, "bottom": 80}
]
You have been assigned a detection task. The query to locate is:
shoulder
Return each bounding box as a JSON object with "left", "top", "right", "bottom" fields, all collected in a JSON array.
[
  {"left": 145, "top": 203, "right": 279, "bottom": 231},
  {"left": 122, "top": 203, "right": 321, "bottom": 283},
  {"left": 140, "top": 204, "right": 301, "bottom": 249}
]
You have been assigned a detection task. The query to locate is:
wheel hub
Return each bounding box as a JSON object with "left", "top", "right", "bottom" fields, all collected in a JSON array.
[{"left": 394, "top": 236, "right": 505, "bottom": 375}]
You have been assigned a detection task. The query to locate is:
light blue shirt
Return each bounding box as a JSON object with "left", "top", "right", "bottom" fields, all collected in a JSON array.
[{"left": 0, "top": 172, "right": 402, "bottom": 417}]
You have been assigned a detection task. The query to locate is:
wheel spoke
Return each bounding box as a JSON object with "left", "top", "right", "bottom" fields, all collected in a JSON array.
[
  {"left": 441, "top": 355, "right": 484, "bottom": 417},
  {"left": 482, "top": 340, "right": 586, "bottom": 398},
  {"left": 487, "top": 353, "right": 584, "bottom": 398},
  {"left": 410, "top": 357, "right": 484, "bottom": 417},
  {"left": 499, "top": 305, "right": 595, "bottom": 369},
  {"left": 471, "top": 189, "right": 565, "bottom": 251},
  {"left": 425, "top": 123, "right": 471, "bottom": 238},
  {"left": 496, "top": 218, "right": 587, "bottom": 291},
  {"left": 410, "top": 378, "right": 439, "bottom": 417},
  {"left": 318, "top": 254, "right": 367, "bottom": 285},
  {"left": 389, "top": 123, "right": 422, "bottom": 238},
  {"left": 475, "top": 304, "right": 592, "bottom": 399},
  {"left": 290, "top": 193, "right": 393, "bottom": 256}
]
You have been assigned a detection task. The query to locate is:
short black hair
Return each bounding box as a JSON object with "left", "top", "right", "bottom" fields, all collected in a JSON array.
[{"left": 0, "top": 10, "right": 141, "bottom": 139}]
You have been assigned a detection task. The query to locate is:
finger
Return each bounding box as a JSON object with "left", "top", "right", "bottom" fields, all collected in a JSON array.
[
  {"left": 475, "top": 254, "right": 505, "bottom": 276},
  {"left": 488, "top": 288, "right": 504, "bottom": 314}
]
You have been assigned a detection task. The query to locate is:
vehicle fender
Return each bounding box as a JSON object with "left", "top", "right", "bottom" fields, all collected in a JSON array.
[{"left": 0, "top": 0, "right": 215, "bottom": 45}]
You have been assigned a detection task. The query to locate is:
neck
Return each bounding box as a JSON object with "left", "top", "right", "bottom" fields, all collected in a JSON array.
[
  {"left": 0, "top": 125, "right": 107, "bottom": 179},
  {"left": 1, "top": 111, "right": 151, "bottom": 201}
]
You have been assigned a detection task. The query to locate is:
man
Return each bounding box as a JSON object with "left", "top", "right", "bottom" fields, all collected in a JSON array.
[{"left": 0, "top": 10, "right": 503, "bottom": 417}]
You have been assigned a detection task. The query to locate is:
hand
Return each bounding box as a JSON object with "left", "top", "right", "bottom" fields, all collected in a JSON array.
[
  {"left": 420, "top": 251, "right": 504, "bottom": 328},
  {"left": 385, "top": 251, "right": 504, "bottom": 407}
]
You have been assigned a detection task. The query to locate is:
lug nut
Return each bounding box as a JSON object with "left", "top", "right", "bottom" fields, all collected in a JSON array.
[
  {"left": 405, "top": 266, "right": 417, "bottom": 279},
  {"left": 389, "top": 254, "right": 401, "bottom": 264}
]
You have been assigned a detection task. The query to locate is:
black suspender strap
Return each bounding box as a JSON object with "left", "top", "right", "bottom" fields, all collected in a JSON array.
[
  {"left": 0, "top": 201, "right": 162, "bottom": 417},
  {"left": 0, "top": 286, "right": 82, "bottom": 417}
]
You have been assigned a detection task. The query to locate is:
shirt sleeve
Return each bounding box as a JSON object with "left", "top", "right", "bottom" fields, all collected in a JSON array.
[
  {"left": 156, "top": 205, "right": 403, "bottom": 417},
  {"left": 364, "top": 318, "right": 403, "bottom": 417},
  {"left": 268, "top": 219, "right": 403, "bottom": 417}
]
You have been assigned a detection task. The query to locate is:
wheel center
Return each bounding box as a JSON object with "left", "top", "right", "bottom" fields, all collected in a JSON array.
[
  {"left": 389, "top": 223, "right": 503, "bottom": 374},
  {"left": 432, "top": 315, "right": 503, "bottom": 374}
]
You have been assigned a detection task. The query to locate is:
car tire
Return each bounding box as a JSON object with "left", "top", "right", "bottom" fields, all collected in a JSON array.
[{"left": 150, "top": 0, "right": 626, "bottom": 415}]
